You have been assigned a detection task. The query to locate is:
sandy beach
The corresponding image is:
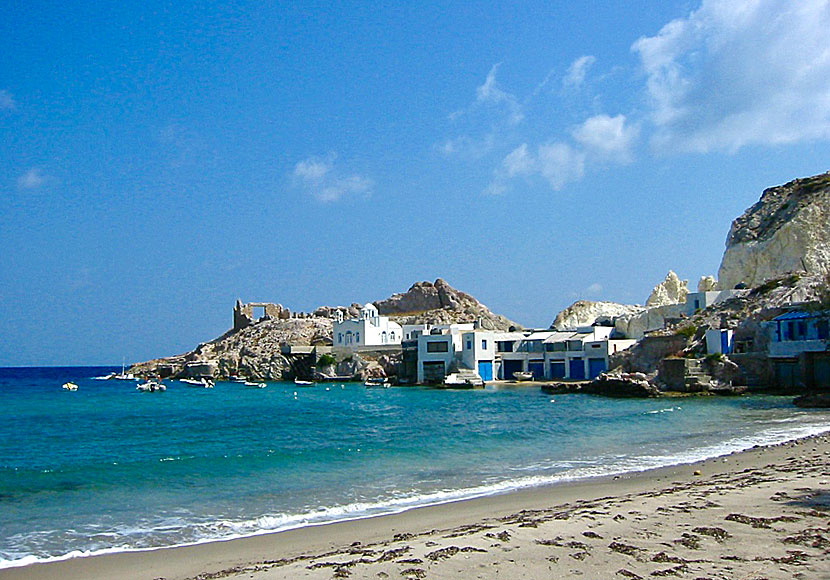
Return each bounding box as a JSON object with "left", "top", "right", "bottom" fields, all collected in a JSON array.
[{"left": 4, "top": 432, "right": 830, "bottom": 580}]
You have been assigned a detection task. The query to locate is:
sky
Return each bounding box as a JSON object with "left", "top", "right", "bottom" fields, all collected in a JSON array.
[{"left": 2, "top": 0, "right": 830, "bottom": 366}]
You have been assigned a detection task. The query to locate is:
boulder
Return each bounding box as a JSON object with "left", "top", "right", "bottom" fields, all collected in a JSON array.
[{"left": 794, "top": 392, "right": 830, "bottom": 408}]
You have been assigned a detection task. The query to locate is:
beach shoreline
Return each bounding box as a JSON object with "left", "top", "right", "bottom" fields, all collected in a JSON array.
[{"left": 4, "top": 430, "right": 830, "bottom": 580}]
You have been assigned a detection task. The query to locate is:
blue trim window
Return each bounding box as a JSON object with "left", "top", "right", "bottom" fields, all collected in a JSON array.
[
  {"left": 466, "top": 339, "right": 472, "bottom": 350},
  {"left": 481, "top": 339, "right": 487, "bottom": 349}
]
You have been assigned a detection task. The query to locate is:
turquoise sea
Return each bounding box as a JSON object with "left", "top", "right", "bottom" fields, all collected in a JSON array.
[{"left": 1, "top": 366, "right": 829, "bottom": 568}]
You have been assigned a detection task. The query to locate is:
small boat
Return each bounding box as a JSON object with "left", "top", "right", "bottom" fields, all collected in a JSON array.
[
  {"left": 93, "top": 372, "right": 116, "bottom": 380},
  {"left": 181, "top": 378, "right": 214, "bottom": 388},
  {"left": 512, "top": 371, "right": 534, "bottom": 381},
  {"left": 442, "top": 373, "right": 483, "bottom": 388},
  {"left": 114, "top": 359, "right": 136, "bottom": 381},
  {"left": 62, "top": 382, "right": 78, "bottom": 391},
  {"left": 136, "top": 381, "right": 166, "bottom": 392},
  {"left": 244, "top": 381, "right": 266, "bottom": 388},
  {"left": 294, "top": 379, "right": 315, "bottom": 386},
  {"left": 364, "top": 377, "right": 389, "bottom": 388},
  {"left": 228, "top": 375, "right": 247, "bottom": 383}
]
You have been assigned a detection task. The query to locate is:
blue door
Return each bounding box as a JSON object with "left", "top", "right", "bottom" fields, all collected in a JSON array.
[
  {"left": 569, "top": 358, "right": 585, "bottom": 380},
  {"left": 550, "top": 362, "right": 566, "bottom": 379},
  {"left": 720, "top": 331, "right": 731, "bottom": 354},
  {"left": 478, "top": 361, "right": 493, "bottom": 381},
  {"left": 528, "top": 361, "right": 544, "bottom": 379},
  {"left": 588, "top": 358, "right": 606, "bottom": 379}
]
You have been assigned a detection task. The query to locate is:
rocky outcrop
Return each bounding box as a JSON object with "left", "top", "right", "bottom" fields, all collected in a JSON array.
[
  {"left": 718, "top": 172, "right": 830, "bottom": 290},
  {"left": 646, "top": 271, "right": 689, "bottom": 307},
  {"left": 379, "top": 279, "right": 518, "bottom": 331},
  {"left": 131, "top": 279, "right": 516, "bottom": 380},
  {"left": 551, "top": 300, "right": 644, "bottom": 330},
  {"left": 698, "top": 275, "right": 718, "bottom": 292}
]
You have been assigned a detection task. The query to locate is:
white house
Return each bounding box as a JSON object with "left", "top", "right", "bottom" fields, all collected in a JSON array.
[
  {"left": 415, "top": 324, "right": 479, "bottom": 383},
  {"left": 332, "top": 303, "right": 404, "bottom": 353}
]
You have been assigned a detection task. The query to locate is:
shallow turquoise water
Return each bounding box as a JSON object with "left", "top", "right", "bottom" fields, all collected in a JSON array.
[{"left": 1, "top": 366, "right": 828, "bottom": 567}]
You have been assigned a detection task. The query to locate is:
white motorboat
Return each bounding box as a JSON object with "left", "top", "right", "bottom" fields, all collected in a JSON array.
[
  {"left": 181, "top": 378, "right": 214, "bottom": 388},
  {"left": 294, "top": 379, "right": 314, "bottom": 386},
  {"left": 512, "top": 371, "right": 534, "bottom": 381},
  {"left": 364, "top": 377, "right": 389, "bottom": 388},
  {"left": 136, "top": 381, "right": 166, "bottom": 392},
  {"left": 244, "top": 381, "right": 266, "bottom": 388},
  {"left": 62, "top": 382, "right": 78, "bottom": 391},
  {"left": 114, "top": 360, "right": 135, "bottom": 381}
]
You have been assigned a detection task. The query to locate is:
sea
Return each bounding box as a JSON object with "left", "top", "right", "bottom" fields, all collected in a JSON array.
[{"left": 1, "top": 366, "right": 829, "bottom": 569}]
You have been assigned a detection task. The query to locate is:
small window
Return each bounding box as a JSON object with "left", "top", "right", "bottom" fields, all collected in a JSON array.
[
  {"left": 391, "top": 331, "right": 396, "bottom": 340},
  {"left": 427, "top": 341, "right": 449, "bottom": 353},
  {"left": 466, "top": 339, "right": 472, "bottom": 350},
  {"left": 338, "top": 333, "right": 342, "bottom": 344},
  {"left": 356, "top": 332, "right": 360, "bottom": 343},
  {"left": 481, "top": 339, "right": 487, "bottom": 350}
]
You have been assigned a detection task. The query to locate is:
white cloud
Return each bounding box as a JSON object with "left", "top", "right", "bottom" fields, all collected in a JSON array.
[
  {"left": 0, "top": 90, "right": 15, "bottom": 111},
  {"left": 489, "top": 141, "right": 585, "bottom": 193},
  {"left": 563, "top": 55, "right": 596, "bottom": 89},
  {"left": 633, "top": 0, "right": 830, "bottom": 152},
  {"left": 585, "top": 283, "right": 603, "bottom": 296},
  {"left": 17, "top": 168, "right": 46, "bottom": 190},
  {"left": 292, "top": 154, "right": 373, "bottom": 203},
  {"left": 572, "top": 114, "right": 639, "bottom": 163},
  {"left": 474, "top": 64, "right": 524, "bottom": 125}
]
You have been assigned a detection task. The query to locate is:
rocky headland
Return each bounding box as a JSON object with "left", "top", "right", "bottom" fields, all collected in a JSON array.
[{"left": 130, "top": 278, "right": 517, "bottom": 381}]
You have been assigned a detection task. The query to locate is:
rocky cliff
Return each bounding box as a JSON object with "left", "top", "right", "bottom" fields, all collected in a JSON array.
[
  {"left": 379, "top": 278, "right": 518, "bottom": 330},
  {"left": 551, "top": 300, "right": 644, "bottom": 331},
  {"left": 718, "top": 172, "right": 830, "bottom": 290},
  {"left": 130, "top": 278, "right": 517, "bottom": 380}
]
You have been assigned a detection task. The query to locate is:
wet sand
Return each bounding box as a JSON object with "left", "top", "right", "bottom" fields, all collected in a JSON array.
[{"left": 3, "top": 433, "right": 830, "bottom": 580}]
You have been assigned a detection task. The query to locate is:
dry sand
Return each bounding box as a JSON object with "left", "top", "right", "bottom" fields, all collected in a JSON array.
[{"left": 3, "top": 433, "right": 830, "bottom": 580}]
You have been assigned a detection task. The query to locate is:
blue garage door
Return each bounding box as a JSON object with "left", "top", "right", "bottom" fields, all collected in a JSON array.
[
  {"left": 502, "top": 359, "right": 524, "bottom": 380},
  {"left": 550, "top": 362, "right": 566, "bottom": 379},
  {"left": 478, "top": 361, "right": 493, "bottom": 381},
  {"left": 528, "top": 361, "right": 544, "bottom": 379},
  {"left": 588, "top": 358, "right": 606, "bottom": 379},
  {"left": 569, "top": 358, "right": 585, "bottom": 380}
]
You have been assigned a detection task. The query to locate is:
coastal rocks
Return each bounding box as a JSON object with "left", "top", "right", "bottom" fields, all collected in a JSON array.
[
  {"left": 543, "top": 372, "right": 661, "bottom": 397},
  {"left": 718, "top": 172, "right": 830, "bottom": 290},
  {"left": 588, "top": 371, "right": 662, "bottom": 397},
  {"left": 793, "top": 392, "right": 830, "bottom": 408},
  {"left": 551, "top": 300, "right": 644, "bottom": 331},
  {"left": 646, "top": 271, "right": 689, "bottom": 308}
]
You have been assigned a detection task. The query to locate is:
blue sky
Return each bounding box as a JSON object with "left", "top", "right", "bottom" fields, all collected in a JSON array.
[{"left": 2, "top": 0, "right": 830, "bottom": 365}]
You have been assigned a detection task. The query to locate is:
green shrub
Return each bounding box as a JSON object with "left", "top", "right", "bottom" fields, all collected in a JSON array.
[
  {"left": 676, "top": 325, "right": 697, "bottom": 339},
  {"left": 316, "top": 353, "right": 337, "bottom": 367}
]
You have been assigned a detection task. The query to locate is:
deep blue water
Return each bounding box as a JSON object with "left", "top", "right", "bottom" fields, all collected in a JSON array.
[{"left": 1, "top": 366, "right": 829, "bottom": 567}]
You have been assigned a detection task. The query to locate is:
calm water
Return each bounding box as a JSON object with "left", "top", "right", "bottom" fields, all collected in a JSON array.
[{"left": 1, "top": 366, "right": 828, "bottom": 568}]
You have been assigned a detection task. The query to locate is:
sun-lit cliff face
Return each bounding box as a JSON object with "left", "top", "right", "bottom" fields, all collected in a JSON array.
[{"left": 718, "top": 172, "right": 830, "bottom": 290}]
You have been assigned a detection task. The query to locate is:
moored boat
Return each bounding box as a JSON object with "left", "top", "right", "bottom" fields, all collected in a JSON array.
[
  {"left": 136, "top": 381, "right": 166, "bottom": 392},
  {"left": 294, "top": 379, "right": 314, "bottom": 386},
  {"left": 244, "top": 381, "right": 266, "bottom": 388},
  {"left": 61, "top": 382, "right": 78, "bottom": 391},
  {"left": 512, "top": 371, "right": 534, "bottom": 381},
  {"left": 364, "top": 377, "right": 389, "bottom": 388}
]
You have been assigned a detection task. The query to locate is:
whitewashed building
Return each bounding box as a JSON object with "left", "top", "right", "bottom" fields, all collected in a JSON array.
[{"left": 332, "top": 303, "right": 403, "bottom": 353}]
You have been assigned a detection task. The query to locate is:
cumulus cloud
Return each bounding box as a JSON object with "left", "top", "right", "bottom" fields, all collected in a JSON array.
[
  {"left": 292, "top": 154, "right": 373, "bottom": 203},
  {"left": 488, "top": 141, "right": 585, "bottom": 194},
  {"left": 0, "top": 90, "right": 15, "bottom": 111},
  {"left": 17, "top": 168, "right": 46, "bottom": 190},
  {"left": 563, "top": 55, "right": 596, "bottom": 89},
  {"left": 633, "top": 0, "right": 830, "bottom": 152},
  {"left": 572, "top": 114, "right": 639, "bottom": 163}
]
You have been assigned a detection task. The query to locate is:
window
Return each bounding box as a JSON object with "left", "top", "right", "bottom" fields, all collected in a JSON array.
[
  {"left": 338, "top": 333, "right": 342, "bottom": 344},
  {"left": 356, "top": 332, "right": 360, "bottom": 343},
  {"left": 466, "top": 339, "right": 472, "bottom": 350},
  {"left": 546, "top": 342, "right": 566, "bottom": 352},
  {"left": 390, "top": 331, "right": 396, "bottom": 341},
  {"left": 567, "top": 340, "right": 583, "bottom": 351},
  {"left": 427, "top": 341, "right": 449, "bottom": 353},
  {"left": 497, "top": 341, "right": 514, "bottom": 352},
  {"left": 481, "top": 339, "right": 488, "bottom": 350}
]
